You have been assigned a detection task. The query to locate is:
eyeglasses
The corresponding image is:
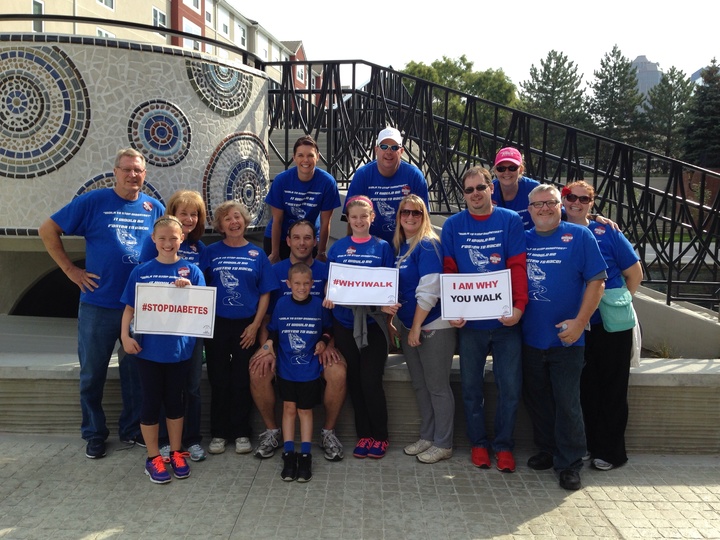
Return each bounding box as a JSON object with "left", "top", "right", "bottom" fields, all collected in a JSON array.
[
  {"left": 564, "top": 194, "right": 593, "bottom": 204},
  {"left": 529, "top": 200, "right": 560, "bottom": 209},
  {"left": 400, "top": 209, "right": 423, "bottom": 218},
  {"left": 495, "top": 165, "right": 519, "bottom": 173},
  {"left": 117, "top": 167, "right": 146, "bottom": 175},
  {"left": 463, "top": 184, "right": 490, "bottom": 194},
  {"left": 378, "top": 144, "right": 401, "bottom": 152}
]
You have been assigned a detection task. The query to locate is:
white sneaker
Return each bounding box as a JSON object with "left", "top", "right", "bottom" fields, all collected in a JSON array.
[
  {"left": 592, "top": 458, "right": 614, "bottom": 471},
  {"left": 159, "top": 444, "right": 171, "bottom": 459},
  {"left": 208, "top": 438, "right": 226, "bottom": 454},
  {"left": 254, "top": 429, "right": 281, "bottom": 459},
  {"left": 187, "top": 443, "right": 207, "bottom": 462},
  {"left": 417, "top": 446, "right": 453, "bottom": 464},
  {"left": 235, "top": 437, "right": 252, "bottom": 454},
  {"left": 404, "top": 439, "right": 432, "bottom": 456},
  {"left": 320, "top": 429, "right": 344, "bottom": 461}
]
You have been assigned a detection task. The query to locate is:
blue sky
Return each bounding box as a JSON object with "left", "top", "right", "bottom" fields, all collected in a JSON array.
[{"left": 234, "top": 0, "right": 715, "bottom": 87}]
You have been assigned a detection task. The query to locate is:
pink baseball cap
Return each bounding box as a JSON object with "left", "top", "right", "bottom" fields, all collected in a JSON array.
[{"left": 494, "top": 147, "right": 523, "bottom": 167}]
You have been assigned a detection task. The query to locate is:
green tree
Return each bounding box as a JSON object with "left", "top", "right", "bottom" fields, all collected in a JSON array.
[
  {"left": 683, "top": 59, "right": 720, "bottom": 168},
  {"left": 588, "top": 45, "right": 644, "bottom": 144},
  {"left": 643, "top": 67, "right": 693, "bottom": 158},
  {"left": 519, "top": 50, "right": 589, "bottom": 127}
]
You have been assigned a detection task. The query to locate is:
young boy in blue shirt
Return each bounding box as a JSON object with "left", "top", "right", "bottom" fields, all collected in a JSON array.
[
  {"left": 120, "top": 216, "right": 205, "bottom": 484},
  {"left": 262, "top": 262, "right": 332, "bottom": 482}
]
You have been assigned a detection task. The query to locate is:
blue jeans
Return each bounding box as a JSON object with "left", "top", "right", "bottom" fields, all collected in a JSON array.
[
  {"left": 458, "top": 324, "right": 522, "bottom": 452},
  {"left": 522, "top": 344, "right": 586, "bottom": 471},
  {"left": 78, "top": 302, "right": 141, "bottom": 442}
]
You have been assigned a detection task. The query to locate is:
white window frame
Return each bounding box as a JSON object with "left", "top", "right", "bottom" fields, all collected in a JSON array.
[
  {"left": 97, "top": 27, "right": 115, "bottom": 38},
  {"left": 183, "top": 0, "right": 201, "bottom": 15},
  {"left": 32, "top": 0, "right": 44, "bottom": 33},
  {"left": 297, "top": 65, "right": 305, "bottom": 83},
  {"left": 218, "top": 6, "right": 230, "bottom": 37},
  {"left": 152, "top": 7, "right": 167, "bottom": 37},
  {"left": 97, "top": 0, "right": 114, "bottom": 9},
  {"left": 205, "top": 0, "right": 213, "bottom": 26},
  {"left": 182, "top": 18, "right": 202, "bottom": 51},
  {"left": 234, "top": 22, "right": 246, "bottom": 48}
]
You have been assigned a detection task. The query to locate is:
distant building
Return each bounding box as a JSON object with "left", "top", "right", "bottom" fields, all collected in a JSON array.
[{"left": 632, "top": 55, "right": 662, "bottom": 98}]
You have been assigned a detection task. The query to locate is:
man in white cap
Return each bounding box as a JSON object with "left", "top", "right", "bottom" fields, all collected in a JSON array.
[{"left": 345, "top": 127, "right": 429, "bottom": 243}]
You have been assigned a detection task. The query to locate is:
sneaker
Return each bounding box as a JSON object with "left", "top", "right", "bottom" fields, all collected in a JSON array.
[
  {"left": 121, "top": 434, "right": 146, "bottom": 448},
  {"left": 559, "top": 468, "right": 582, "bottom": 490},
  {"left": 353, "top": 438, "right": 374, "bottom": 458},
  {"left": 208, "top": 438, "right": 226, "bottom": 454},
  {"left": 582, "top": 451, "right": 592, "bottom": 461},
  {"left": 280, "top": 451, "right": 297, "bottom": 481},
  {"left": 495, "top": 450, "right": 516, "bottom": 473},
  {"left": 367, "top": 439, "right": 388, "bottom": 459},
  {"left": 592, "top": 458, "right": 614, "bottom": 471},
  {"left": 471, "top": 447, "right": 491, "bottom": 468},
  {"left": 169, "top": 451, "right": 191, "bottom": 479},
  {"left": 235, "top": 437, "right": 252, "bottom": 454},
  {"left": 527, "top": 451, "right": 554, "bottom": 470},
  {"left": 404, "top": 439, "right": 432, "bottom": 456},
  {"left": 159, "top": 444, "right": 170, "bottom": 459},
  {"left": 85, "top": 439, "right": 106, "bottom": 459},
  {"left": 254, "top": 429, "right": 280, "bottom": 459},
  {"left": 187, "top": 444, "right": 207, "bottom": 462},
  {"left": 417, "top": 446, "right": 453, "bottom": 464},
  {"left": 145, "top": 455, "right": 171, "bottom": 484},
  {"left": 320, "top": 429, "right": 344, "bottom": 461},
  {"left": 296, "top": 453, "right": 313, "bottom": 482}
]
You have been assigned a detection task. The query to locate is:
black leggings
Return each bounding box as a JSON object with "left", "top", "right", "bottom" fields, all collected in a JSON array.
[
  {"left": 333, "top": 322, "right": 389, "bottom": 441},
  {"left": 137, "top": 358, "right": 191, "bottom": 425}
]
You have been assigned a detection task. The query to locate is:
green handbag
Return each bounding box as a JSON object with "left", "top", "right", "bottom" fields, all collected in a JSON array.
[{"left": 598, "top": 286, "right": 636, "bottom": 332}]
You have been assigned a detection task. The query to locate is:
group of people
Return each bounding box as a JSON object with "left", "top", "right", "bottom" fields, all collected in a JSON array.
[{"left": 40, "top": 130, "right": 641, "bottom": 490}]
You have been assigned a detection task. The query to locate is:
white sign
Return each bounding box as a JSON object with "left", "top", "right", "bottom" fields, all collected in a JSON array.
[
  {"left": 440, "top": 269, "right": 513, "bottom": 320},
  {"left": 133, "top": 283, "right": 216, "bottom": 338},
  {"left": 326, "top": 262, "right": 399, "bottom": 306}
]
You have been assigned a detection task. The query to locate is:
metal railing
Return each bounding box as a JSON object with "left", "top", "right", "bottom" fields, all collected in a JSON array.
[
  {"left": 265, "top": 60, "right": 720, "bottom": 310},
  {"left": 1, "top": 14, "right": 718, "bottom": 309}
]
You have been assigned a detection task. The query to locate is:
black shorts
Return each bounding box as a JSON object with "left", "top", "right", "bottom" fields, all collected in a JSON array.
[{"left": 277, "top": 376, "right": 322, "bottom": 409}]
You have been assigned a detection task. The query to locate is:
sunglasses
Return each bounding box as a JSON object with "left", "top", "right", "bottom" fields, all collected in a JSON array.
[
  {"left": 564, "top": 194, "right": 593, "bottom": 204},
  {"left": 378, "top": 144, "right": 401, "bottom": 151},
  {"left": 463, "top": 184, "right": 490, "bottom": 194},
  {"left": 529, "top": 200, "right": 560, "bottom": 209},
  {"left": 400, "top": 209, "right": 423, "bottom": 218},
  {"left": 495, "top": 165, "right": 519, "bottom": 173}
]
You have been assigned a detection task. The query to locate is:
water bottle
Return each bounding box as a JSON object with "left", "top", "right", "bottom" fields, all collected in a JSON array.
[{"left": 559, "top": 323, "right": 571, "bottom": 347}]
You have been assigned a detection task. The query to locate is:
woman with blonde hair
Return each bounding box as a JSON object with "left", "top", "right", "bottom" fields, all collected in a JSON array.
[{"left": 385, "top": 195, "right": 456, "bottom": 463}]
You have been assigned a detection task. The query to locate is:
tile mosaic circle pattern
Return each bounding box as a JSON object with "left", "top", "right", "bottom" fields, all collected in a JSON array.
[
  {"left": 204, "top": 133, "right": 269, "bottom": 228},
  {"left": 0, "top": 46, "right": 90, "bottom": 179},
  {"left": 128, "top": 99, "right": 191, "bottom": 167},
  {"left": 75, "top": 171, "right": 164, "bottom": 203},
  {"left": 186, "top": 60, "right": 253, "bottom": 117}
]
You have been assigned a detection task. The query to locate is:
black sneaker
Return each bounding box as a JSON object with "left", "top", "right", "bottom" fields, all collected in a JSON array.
[
  {"left": 85, "top": 438, "right": 106, "bottom": 459},
  {"left": 296, "top": 453, "right": 312, "bottom": 483},
  {"left": 121, "top": 434, "right": 146, "bottom": 448},
  {"left": 527, "top": 451, "right": 554, "bottom": 470},
  {"left": 280, "top": 451, "right": 297, "bottom": 482},
  {"left": 559, "top": 469, "right": 582, "bottom": 490}
]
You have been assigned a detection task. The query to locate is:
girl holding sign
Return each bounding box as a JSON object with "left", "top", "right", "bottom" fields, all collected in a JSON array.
[
  {"left": 384, "top": 195, "right": 457, "bottom": 464},
  {"left": 324, "top": 196, "right": 394, "bottom": 459},
  {"left": 120, "top": 216, "right": 206, "bottom": 484}
]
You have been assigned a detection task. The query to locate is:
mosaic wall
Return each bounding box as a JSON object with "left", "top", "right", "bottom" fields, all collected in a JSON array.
[{"left": 0, "top": 35, "right": 270, "bottom": 234}]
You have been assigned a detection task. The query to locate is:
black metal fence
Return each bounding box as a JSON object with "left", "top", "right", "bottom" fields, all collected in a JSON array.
[{"left": 266, "top": 60, "right": 720, "bottom": 311}]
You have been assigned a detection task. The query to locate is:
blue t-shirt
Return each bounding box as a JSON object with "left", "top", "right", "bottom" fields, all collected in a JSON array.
[
  {"left": 326, "top": 236, "right": 395, "bottom": 328},
  {"left": 441, "top": 207, "right": 526, "bottom": 330},
  {"left": 121, "top": 258, "right": 205, "bottom": 363},
  {"left": 523, "top": 222, "right": 607, "bottom": 349},
  {"left": 51, "top": 188, "right": 165, "bottom": 309},
  {"left": 269, "top": 258, "right": 328, "bottom": 315},
  {"left": 263, "top": 167, "right": 341, "bottom": 239},
  {"left": 588, "top": 221, "right": 640, "bottom": 325},
  {"left": 199, "top": 241, "right": 279, "bottom": 319},
  {"left": 345, "top": 161, "right": 429, "bottom": 243},
  {"left": 491, "top": 176, "right": 540, "bottom": 230},
  {"left": 268, "top": 295, "right": 332, "bottom": 382},
  {"left": 396, "top": 238, "right": 443, "bottom": 329},
  {"left": 140, "top": 236, "right": 205, "bottom": 266}
]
